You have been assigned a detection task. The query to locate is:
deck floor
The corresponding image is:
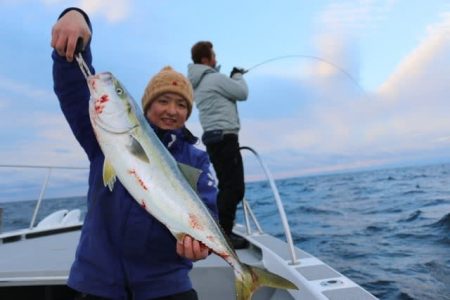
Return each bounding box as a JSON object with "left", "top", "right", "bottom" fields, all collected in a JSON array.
[{"left": 0, "top": 230, "right": 80, "bottom": 286}]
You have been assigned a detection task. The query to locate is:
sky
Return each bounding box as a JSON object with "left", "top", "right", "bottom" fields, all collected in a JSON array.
[{"left": 1, "top": 0, "right": 450, "bottom": 189}]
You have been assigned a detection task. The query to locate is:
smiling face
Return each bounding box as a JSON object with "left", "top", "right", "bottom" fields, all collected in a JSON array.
[{"left": 145, "top": 92, "right": 188, "bottom": 130}]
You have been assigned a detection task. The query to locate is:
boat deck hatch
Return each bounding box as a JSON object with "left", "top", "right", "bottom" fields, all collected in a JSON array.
[{"left": 296, "top": 264, "right": 340, "bottom": 281}]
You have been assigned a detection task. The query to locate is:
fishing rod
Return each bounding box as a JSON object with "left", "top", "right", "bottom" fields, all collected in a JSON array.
[{"left": 243, "top": 54, "right": 366, "bottom": 95}]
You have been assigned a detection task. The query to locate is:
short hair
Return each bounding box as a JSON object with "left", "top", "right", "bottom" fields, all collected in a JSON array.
[{"left": 191, "top": 41, "right": 213, "bottom": 64}]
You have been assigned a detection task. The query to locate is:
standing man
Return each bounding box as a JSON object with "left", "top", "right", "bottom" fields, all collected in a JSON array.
[{"left": 187, "top": 41, "right": 249, "bottom": 249}]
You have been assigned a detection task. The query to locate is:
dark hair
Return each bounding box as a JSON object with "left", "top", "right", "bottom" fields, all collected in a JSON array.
[{"left": 191, "top": 41, "right": 213, "bottom": 64}]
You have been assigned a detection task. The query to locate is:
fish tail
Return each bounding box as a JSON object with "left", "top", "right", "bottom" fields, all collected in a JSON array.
[{"left": 235, "top": 263, "right": 298, "bottom": 300}]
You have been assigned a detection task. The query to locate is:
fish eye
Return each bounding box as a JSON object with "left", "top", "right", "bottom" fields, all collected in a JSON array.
[{"left": 116, "top": 87, "right": 124, "bottom": 95}]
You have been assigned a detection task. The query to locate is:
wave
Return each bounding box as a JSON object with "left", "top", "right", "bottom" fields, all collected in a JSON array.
[
  {"left": 407, "top": 174, "right": 428, "bottom": 180},
  {"left": 365, "top": 225, "right": 384, "bottom": 233},
  {"left": 396, "top": 292, "right": 415, "bottom": 300},
  {"left": 401, "top": 189, "right": 425, "bottom": 196},
  {"left": 378, "top": 207, "right": 403, "bottom": 214},
  {"left": 424, "top": 260, "right": 450, "bottom": 276},
  {"left": 430, "top": 212, "right": 450, "bottom": 229},
  {"left": 399, "top": 210, "right": 422, "bottom": 222},
  {"left": 293, "top": 205, "right": 343, "bottom": 216},
  {"left": 371, "top": 175, "right": 396, "bottom": 183},
  {"left": 423, "top": 198, "right": 449, "bottom": 207},
  {"left": 363, "top": 279, "right": 398, "bottom": 299}
]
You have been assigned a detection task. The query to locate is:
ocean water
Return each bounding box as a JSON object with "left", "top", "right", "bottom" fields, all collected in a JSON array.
[{"left": 1, "top": 163, "right": 449, "bottom": 299}]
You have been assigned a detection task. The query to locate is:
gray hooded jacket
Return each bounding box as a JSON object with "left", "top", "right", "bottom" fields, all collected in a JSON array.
[{"left": 187, "top": 64, "right": 248, "bottom": 134}]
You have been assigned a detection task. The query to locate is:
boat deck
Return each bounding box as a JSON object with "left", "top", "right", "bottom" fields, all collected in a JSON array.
[
  {"left": 0, "top": 226, "right": 80, "bottom": 286},
  {"left": 0, "top": 226, "right": 377, "bottom": 300}
]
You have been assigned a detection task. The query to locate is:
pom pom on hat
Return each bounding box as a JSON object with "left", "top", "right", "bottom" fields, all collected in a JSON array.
[{"left": 141, "top": 66, "right": 194, "bottom": 117}]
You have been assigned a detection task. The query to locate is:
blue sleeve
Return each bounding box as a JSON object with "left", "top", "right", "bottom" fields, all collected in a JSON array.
[
  {"left": 196, "top": 153, "right": 219, "bottom": 219},
  {"left": 52, "top": 9, "right": 99, "bottom": 161}
]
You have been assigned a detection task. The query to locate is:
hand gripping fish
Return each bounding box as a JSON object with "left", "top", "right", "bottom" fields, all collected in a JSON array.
[{"left": 75, "top": 54, "right": 298, "bottom": 299}]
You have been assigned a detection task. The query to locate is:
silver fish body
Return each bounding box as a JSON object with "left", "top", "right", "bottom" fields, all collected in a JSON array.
[{"left": 87, "top": 71, "right": 297, "bottom": 299}]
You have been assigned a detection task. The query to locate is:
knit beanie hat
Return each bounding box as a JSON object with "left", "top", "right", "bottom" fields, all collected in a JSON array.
[{"left": 141, "top": 66, "right": 194, "bottom": 117}]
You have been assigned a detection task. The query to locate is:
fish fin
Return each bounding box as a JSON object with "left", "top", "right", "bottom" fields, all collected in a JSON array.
[
  {"left": 103, "top": 160, "right": 117, "bottom": 191},
  {"left": 178, "top": 163, "right": 202, "bottom": 193},
  {"left": 235, "top": 264, "right": 298, "bottom": 300},
  {"left": 127, "top": 134, "right": 150, "bottom": 163},
  {"left": 174, "top": 232, "right": 186, "bottom": 242}
]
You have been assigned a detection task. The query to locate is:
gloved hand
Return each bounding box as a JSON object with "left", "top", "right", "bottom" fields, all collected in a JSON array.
[{"left": 230, "top": 67, "right": 247, "bottom": 78}]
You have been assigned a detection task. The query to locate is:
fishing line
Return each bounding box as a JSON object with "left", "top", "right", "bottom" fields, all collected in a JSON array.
[{"left": 245, "top": 54, "right": 366, "bottom": 95}]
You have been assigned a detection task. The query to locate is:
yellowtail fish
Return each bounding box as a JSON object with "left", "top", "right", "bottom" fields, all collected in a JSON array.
[{"left": 86, "top": 71, "right": 298, "bottom": 299}]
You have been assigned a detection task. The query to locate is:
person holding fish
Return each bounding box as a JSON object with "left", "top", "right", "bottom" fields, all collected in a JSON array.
[
  {"left": 51, "top": 7, "right": 218, "bottom": 300},
  {"left": 187, "top": 42, "right": 249, "bottom": 250}
]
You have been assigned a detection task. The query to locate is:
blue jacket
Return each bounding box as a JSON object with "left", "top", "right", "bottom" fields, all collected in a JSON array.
[{"left": 52, "top": 10, "right": 218, "bottom": 300}]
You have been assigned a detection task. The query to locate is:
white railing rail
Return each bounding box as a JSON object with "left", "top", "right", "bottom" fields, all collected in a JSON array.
[
  {"left": 240, "top": 147, "right": 300, "bottom": 265},
  {"left": 0, "top": 164, "right": 88, "bottom": 229},
  {"left": 1, "top": 152, "right": 300, "bottom": 265}
]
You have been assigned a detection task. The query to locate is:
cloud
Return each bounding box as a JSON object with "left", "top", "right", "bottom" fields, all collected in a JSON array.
[
  {"left": 233, "top": 8, "right": 450, "bottom": 180},
  {"left": 317, "top": 0, "right": 395, "bottom": 35},
  {"left": 42, "top": 0, "right": 132, "bottom": 22},
  {"left": 0, "top": 74, "right": 55, "bottom": 103},
  {"left": 0, "top": 110, "right": 87, "bottom": 167},
  {"left": 79, "top": 0, "right": 131, "bottom": 22},
  {"left": 3, "top": 0, "right": 449, "bottom": 185},
  {"left": 308, "top": 0, "right": 397, "bottom": 84},
  {"left": 379, "top": 12, "right": 450, "bottom": 97},
  {"left": 0, "top": 74, "right": 88, "bottom": 168}
]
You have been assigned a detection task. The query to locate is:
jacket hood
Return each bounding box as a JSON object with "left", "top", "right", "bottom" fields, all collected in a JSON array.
[{"left": 187, "top": 64, "right": 215, "bottom": 88}]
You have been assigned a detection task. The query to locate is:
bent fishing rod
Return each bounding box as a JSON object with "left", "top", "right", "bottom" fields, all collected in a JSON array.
[{"left": 241, "top": 54, "right": 366, "bottom": 95}]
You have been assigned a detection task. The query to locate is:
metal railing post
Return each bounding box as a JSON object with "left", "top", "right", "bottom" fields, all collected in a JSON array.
[
  {"left": 0, "top": 207, "right": 3, "bottom": 233},
  {"left": 0, "top": 164, "right": 88, "bottom": 231},
  {"left": 240, "top": 146, "right": 300, "bottom": 265},
  {"left": 29, "top": 167, "right": 52, "bottom": 229}
]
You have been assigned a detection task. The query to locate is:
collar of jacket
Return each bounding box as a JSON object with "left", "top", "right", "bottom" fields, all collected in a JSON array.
[{"left": 149, "top": 123, "right": 198, "bottom": 149}]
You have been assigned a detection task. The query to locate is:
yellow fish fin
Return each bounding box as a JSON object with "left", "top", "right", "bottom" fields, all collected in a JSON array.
[
  {"left": 127, "top": 134, "right": 150, "bottom": 163},
  {"left": 178, "top": 163, "right": 202, "bottom": 193},
  {"left": 174, "top": 232, "right": 187, "bottom": 242},
  {"left": 103, "top": 159, "right": 117, "bottom": 191},
  {"left": 235, "top": 264, "right": 298, "bottom": 300}
]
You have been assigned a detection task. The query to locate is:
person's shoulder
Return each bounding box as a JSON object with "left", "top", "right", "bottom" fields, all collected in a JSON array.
[
  {"left": 204, "top": 71, "right": 229, "bottom": 84},
  {"left": 176, "top": 129, "right": 204, "bottom": 157}
]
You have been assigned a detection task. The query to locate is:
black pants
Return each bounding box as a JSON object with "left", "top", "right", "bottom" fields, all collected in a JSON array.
[
  {"left": 75, "top": 289, "right": 198, "bottom": 300},
  {"left": 206, "top": 134, "right": 245, "bottom": 234}
]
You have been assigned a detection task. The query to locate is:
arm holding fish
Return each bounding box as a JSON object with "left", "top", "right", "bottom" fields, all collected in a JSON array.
[{"left": 51, "top": 8, "right": 99, "bottom": 161}]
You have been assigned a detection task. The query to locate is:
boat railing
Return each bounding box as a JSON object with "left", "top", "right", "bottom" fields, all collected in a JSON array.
[
  {"left": 1, "top": 153, "right": 301, "bottom": 264},
  {"left": 0, "top": 164, "right": 88, "bottom": 230},
  {"left": 239, "top": 146, "right": 300, "bottom": 265}
]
